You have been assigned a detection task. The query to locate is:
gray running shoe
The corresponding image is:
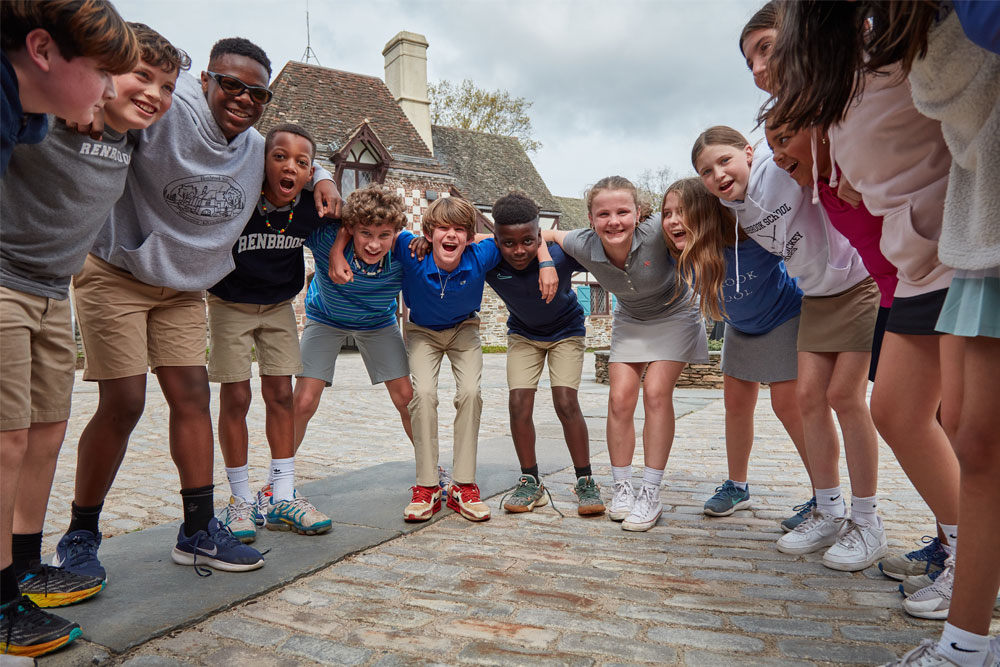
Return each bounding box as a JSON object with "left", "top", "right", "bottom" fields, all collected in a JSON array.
[
  {"left": 703, "top": 480, "right": 751, "bottom": 517},
  {"left": 502, "top": 475, "right": 548, "bottom": 513},
  {"left": 879, "top": 536, "right": 948, "bottom": 581}
]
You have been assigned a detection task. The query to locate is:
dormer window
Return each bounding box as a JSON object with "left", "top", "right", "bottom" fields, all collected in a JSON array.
[{"left": 331, "top": 122, "right": 391, "bottom": 197}]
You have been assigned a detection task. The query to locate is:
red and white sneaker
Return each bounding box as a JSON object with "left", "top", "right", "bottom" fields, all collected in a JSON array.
[
  {"left": 404, "top": 485, "right": 441, "bottom": 522},
  {"left": 447, "top": 483, "right": 491, "bottom": 521}
]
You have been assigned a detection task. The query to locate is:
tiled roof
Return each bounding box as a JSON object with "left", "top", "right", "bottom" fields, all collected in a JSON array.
[
  {"left": 431, "top": 125, "right": 560, "bottom": 213},
  {"left": 258, "top": 61, "right": 448, "bottom": 176},
  {"left": 554, "top": 196, "right": 589, "bottom": 230}
]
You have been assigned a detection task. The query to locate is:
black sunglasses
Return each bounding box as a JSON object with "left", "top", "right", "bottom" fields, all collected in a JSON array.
[{"left": 205, "top": 71, "right": 273, "bottom": 105}]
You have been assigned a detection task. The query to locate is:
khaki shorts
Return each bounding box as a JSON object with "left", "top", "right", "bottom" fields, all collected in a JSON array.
[
  {"left": 207, "top": 295, "right": 302, "bottom": 382},
  {"left": 73, "top": 254, "right": 207, "bottom": 380},
  {"left": 0, "top": 287, "right": 76, "bottom": 430},
  {"left": 506, "top": 334, "right": 585, "bottom": 390}
]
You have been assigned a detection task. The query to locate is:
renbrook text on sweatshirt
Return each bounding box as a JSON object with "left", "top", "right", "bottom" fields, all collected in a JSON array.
[
  {"left": 236, "top": 232, "right": 306, "bottom": 253},
  {"left": 78, "top": 141, "right": 130, "bottom": 164}
]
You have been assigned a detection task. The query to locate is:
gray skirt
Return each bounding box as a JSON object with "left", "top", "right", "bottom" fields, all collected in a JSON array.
[
  {"left": 608, "top": 304, "right": 709, "bottom": 364},
  {"left": 721, "top": 315, "right": 800, "bottom": 383}
]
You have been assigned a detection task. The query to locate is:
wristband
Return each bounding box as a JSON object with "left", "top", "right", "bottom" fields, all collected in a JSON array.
[{"left": 538, "top": 260, "right": 555, "bottom": 268}]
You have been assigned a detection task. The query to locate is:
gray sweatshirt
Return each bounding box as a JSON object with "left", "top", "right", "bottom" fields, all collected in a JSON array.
[
  {"left": 0, "top": 118, "right": 132, "bottom": 299},
  {"left": 90, "top": 72, "right": 329, "bottom": 291}
]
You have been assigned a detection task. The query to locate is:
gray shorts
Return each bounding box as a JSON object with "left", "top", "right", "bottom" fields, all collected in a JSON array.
[{"left": 298, "top": 319, "right": 409, "bottom": 386}]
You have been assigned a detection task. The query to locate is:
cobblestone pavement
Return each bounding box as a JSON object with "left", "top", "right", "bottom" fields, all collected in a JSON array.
[{"left": 48, "top": 352, "right": 999, "bottom": 665}]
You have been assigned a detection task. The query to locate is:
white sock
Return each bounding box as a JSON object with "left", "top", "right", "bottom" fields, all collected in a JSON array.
[
  {"left": 850, "top": 494, "right": 878, "bottom": 526},
  {"left": 225, "top": 464, "right": 251, "bottom": 502},
  {"left": 270, "top": 457, "right": 295, "bottom": 502},
  {"left": 938, "top": 622, "right": 990, "bottom": 666},
  {"left": 641, "top": 467, "right": 664, "bottom": 489},
  {"left": 731, "top": 480, "right": 748, "bottom": 491},
  {"left": 611, "top": 465, "right": 632, "bottom": 483},
  {"left": 815, "top": 487, "right": 846, "bottom": 518},
  {"left": 939, "top": 522, "right": 958, "bottom": 552}
]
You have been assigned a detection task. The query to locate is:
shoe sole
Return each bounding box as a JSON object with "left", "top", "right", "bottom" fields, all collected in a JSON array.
[
  {"left": 504, "top": 492, "right": 549, "bottom": 513},
  {"left": 608, "top": 508, "right": 632, "bottom": 522},
  {"left": 878, "top": 562, "right": 941, "bottom": 582},
  {"left": 230, "top": 529, "right": 256, "bottom": 544},
  {"left": 577, "top": 502, "right": 606, "bottom": 516},
  {"left": 902, "top": 601, "right": 950, "bottom": 620},
  {"left": 404, "top": 499, "right": 441, "bottom": 522},
  {"left": 822, "top": 544, "right": 889, "bottom": 572},
  {"left": 170, "top": 548, "right": 265, "bottom": 572},
  {"left": 775, "top": 535, "right": 838, "bottom": 555},
  {"left": 0, "top": 627, "right": 82, "bottom": 658},
  {"left": 446, "top": 496, "right": 490, "bottom": 521},
  {"left": 265, "top": 520, "right": 332, "bottom": 536},
  {"left": 703, "top": 499, "right": 752, "bottom": 517},
  {"left": 622, "top": 509, "right": 662, "bottom": 532},
  {"left": 51, "top": 554, "right": 107, "bottom": 582},
  {"left": 24, "top": 581, "right": 105, "bottom": 608}
]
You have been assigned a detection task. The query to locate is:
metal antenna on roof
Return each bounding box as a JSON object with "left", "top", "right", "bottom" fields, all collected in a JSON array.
[{"left": 301, "top": 0, "right": 321, "bottom": 65}]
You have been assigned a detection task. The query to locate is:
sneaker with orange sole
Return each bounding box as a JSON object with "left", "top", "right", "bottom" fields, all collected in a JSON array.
[
  {"left": 404, "top": 485, "right": 441, "bottom": 522},
  {"left": 447, "top": 482, "right": 491, "bottom": 521}
]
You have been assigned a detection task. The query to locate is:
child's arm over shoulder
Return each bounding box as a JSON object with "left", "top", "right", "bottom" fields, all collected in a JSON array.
[
  {"left": 540, "top": 229, "right": 571, "bottom": 246},
  {"left": 329, "top": 224, "right": 353, "bottom": 284},
  {"left": 310, "top": 166, "right": 342, "bottom": 218},
  {"left": 535, "top": 238, "right": 557, "bottom": 303}
]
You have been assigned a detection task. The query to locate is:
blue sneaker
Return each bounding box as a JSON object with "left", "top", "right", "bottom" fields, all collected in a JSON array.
[
  {"left": 781, "top": 496, "right": 817, "bottom": 533},
  {"left": 52, "top": 530, "right": 105, "bottom": 581},
  {"left": 703, "top": 480, "right": 752, "bottom": 517},
  {"left": 171, "top": 517, "right": 265, "bottom": 575},
  {"left": 881, "top": 536, "right": 949, "bottom": 581}
]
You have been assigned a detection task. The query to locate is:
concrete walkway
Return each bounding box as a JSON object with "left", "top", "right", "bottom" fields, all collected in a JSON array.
[{"left": 37, "top": 353, "right": 999, "bottom": 665}]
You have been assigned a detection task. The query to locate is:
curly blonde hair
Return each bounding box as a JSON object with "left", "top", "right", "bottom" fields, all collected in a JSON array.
[{"left": 342, "top": 184, "right": 406, "bottom": 232}]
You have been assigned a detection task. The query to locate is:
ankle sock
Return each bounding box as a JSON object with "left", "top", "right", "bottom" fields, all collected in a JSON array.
[
  {"left": 67, "top": 501, "right": 103, "bottom": 535},
  {"left": 574, "top": 465, "right": 592, "bottom": 479},
  {"left": 815, "top": 487, "right": 846, "bottom": 518},
  {"left": 270, "top": 457, "right": 295, "bottom": 502},
  {"left": 850, "top": 494, "right": 878, "bottom": 526},
  {"left": 611, "top": 465, "right": 632, "bottom": 483},
  {"left": 521, "top": 465, "right": 539, "bottom": 480},
  {"left": 938, "top": 622, "right": 990, "bottom": 666},
  {"left": 225, "top": 463, "right": 251, "bottom": 503},
  {"left": 938, "top": 522, "right": 958, "bottom": 552},
  {"left": 641, "top": 467, "right": 664, "bottom": 489},
  {"left": 1, "top": 565, "right": 20, "bottom": 605},
  {"left": 180, "top": 484, "right": 214, "bottom": 537},
  {"left": 731, "top": 480, "right": 748, "bottom": 491},
  {"left": 11, "top": 532, "right": 42, "bottom": 576}
]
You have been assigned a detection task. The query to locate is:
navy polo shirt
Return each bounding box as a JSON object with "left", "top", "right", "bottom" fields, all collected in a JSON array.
[
  {"left": 486, "top": 242, "right": 586, "bottom": 341},
  {"left": 395, "top": 230, "right": 501, "bottom": 330},
  {"left": 2, "top": 51, "right": 48, "bottom": 176}
]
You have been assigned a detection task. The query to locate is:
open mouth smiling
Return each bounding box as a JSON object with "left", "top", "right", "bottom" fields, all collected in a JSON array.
[{"left": 132, "top": 100, "right": 156, "bottom": 115}]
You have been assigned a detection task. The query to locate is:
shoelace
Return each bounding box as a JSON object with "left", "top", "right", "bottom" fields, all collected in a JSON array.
[
  {"left": 410, "top": 485, "right": 438, "bottom": 503},
  {"left": 612, "top": 480, "right": 635, "bottom": 509},
  {"left": 793, "top": 509, "right": 829, "bottom": 534},
  {"left": 632, "top": 485, "right": 659, "bottom": 517},
  {"left": 832, "top": 518, "right": 864, "bottom": 548},
  {"left": 499, "top": 478, "right": 565, "bottom": 518},
  {"left": 3, "top": 596, "right": 48, "bottom": 648},
  {"left": 711, "top": 482, "right": 741, "bottom": 501},
  {"left": 894, "top": 639, "right": 943, "bottom": 666},
  {"left": 60, "top": 534, "right": 96, "bottom": 568},
  {"left": 908, "top": 536, "right": 943, "bottom": 563},
  {"left": 790, "top": 498, "right": 816, "bottom": 517}
]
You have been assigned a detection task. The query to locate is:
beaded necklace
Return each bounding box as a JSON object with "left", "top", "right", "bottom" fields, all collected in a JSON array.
[{"left": 261, "top": 192, "right": 293, "bottom": 233}]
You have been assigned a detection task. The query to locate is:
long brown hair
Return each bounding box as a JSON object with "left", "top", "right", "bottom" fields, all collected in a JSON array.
[{"left": 663, "top": 178, "right": 745, "bottom": 322}]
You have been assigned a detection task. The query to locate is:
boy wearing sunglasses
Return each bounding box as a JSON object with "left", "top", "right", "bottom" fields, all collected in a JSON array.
[{"left": 54, "top": 38, "right": 340, "bottom": 581}]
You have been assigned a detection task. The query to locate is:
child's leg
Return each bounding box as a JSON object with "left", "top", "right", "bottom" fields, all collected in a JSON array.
[
  {"left": 639, "top": 361, "right": 685, "bottom": 471},
  {"left": 405, "top": 324, "right": 446, "bottom": 488},
  {"left": 445, "top": 323, "right": 483, "bottom": 485},
  {"left": 545, "top": 336, "right": 589, "bottom": 471},
  {"left": 508, "top": 389, "right": 537, "bottom": 469},
  {"left": 827, "top": 351, "right": 878, "bottom": 499},
  {"left": 155, "top": 366, "right": 214, "bottom": 491},
  {"left": 795, "top": 351, "right": 841, "bottom": 495},
  {"left": 292, "top": 319, "right": 348, "bottom": 451},
  {"left": 13, "top": 421, "right": 68, "bottom": 539},
  {"left": 383, "top": 377, "right": 414, "bottom": 442},
  {"left": 505, "top": 334, "right": 548, "bottom": 472},
  {"left": 768, "top": 379, "right": 811, "bottom": 483},
  {"left": 354, "top": 321, "right": 413, "bottom": 443},
  {"left": 293, "top": 377, "right": 327, "bottom": 451},
  {"left": 722, "top": 375, "right": 759, "bottom": 483},
  {"left": 606, "top": 362, "right": 643, "bottom": 468},
  {"left": 218, "top": 380, "right": 252, "bottom": 468},
  {"left": 260, "top": 375, "right": 294, "bottom": 489},
  {"left": 1, "top": 429, "right": 28, "bottom": 572}
]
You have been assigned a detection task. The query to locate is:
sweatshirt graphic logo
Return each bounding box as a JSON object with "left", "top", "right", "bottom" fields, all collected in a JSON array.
[{"left": 164, "top": 175, "right": 246, "bottom": 226}]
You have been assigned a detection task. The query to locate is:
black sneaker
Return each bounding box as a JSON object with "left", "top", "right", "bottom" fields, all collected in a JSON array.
[
  {"left": 0, "top": 595, "right": 82, "bottom": 657},
  {"left": 170, "top": 517, "right": 265, "bottom": 576},
  {"left": 17, "top": 563, "right": 105, "bottom": 608}
]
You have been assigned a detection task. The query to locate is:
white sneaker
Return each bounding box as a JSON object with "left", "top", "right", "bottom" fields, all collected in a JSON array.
[
  {"left": 221, "top": 495, "right": 259, "bottom": 544},
  {"left": 608, "top": 479, "right": 636, "bottom": 522},
  {"left": 776, "top": 508, "right": 841, "bottom": 555},
  {"left": 822, "top": 516, "right": 889, "bottom": 572},
  {"left": 622, "top": 484, "right": 662, "bottom": 532},
  {"left": 903, "top": 556, "right": 954, "bottom": 620},
  {"left": 880, "top": 639, "right": 960, "bottom": 666}
]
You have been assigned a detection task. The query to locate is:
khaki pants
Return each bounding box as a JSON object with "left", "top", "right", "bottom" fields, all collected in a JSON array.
[{"left": 406, "top": 319, "right": 482, "bottom": 487}]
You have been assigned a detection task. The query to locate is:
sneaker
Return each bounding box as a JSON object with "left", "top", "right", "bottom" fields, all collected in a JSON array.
[
  {"left": 903, "top": 556, "right": 954, "bottom": 620},
  {"left": 622, "top": 484, "right": 662, "bottom": 532},
  {"left": 822, "top": 516, "right": 889, "bottom": 571},
  {"left": 404, "top": 485, "right": 442, "bottom": 522},
  {"left": 502, "top": 475, "right": 548, "bottom": 513},
  {"left": 447, "top": 483, "right": 491, "bottom": 521},
  {"left": 901, "top": 567, "right": 943, "bottom": 597},
  {"left": 781, "top": 496, "right": 817, "bottom": 533},
  {"left": 879, "top": 536, "right": 948, "bottom": 581},
  {"left": 254, "top": 484, "right": 272, "bottom": 526},
  {"left": 776, "top": 508, "right": 841, "bottom": 555},
  {"left": 438, "top": 466, "right": 451, "bottom": 499},
  {"left": 52, "top": 530, "right": 105, "bottom": 581},
  {"left": 573, "top": 476, "right": 606, "bottom": 515},
  {"left": 880, "top": 639, "right": 960, "bottom": 666},
  {"left": 0, "top": 596, "right": 82, "bottom": 658},
  {"left": 171, "top": 517, "right": 265, "bottom": 574},
  {"left": 17, "top": 563, "right": 105, "bottom": 608},
  {"left": 608, "top": 479, "right": 636, "bottom": 522},
  {"left": 265, "top": 496, "right": 332, "bottom": 535},
  {"left": 222, "top": 495, "right": 260, "bottom": 544},
  {"left": 703, "top": 480, "right": 752, "bottom": 517}
]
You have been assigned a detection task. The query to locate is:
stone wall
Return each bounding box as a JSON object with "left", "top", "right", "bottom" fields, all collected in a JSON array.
[{"left": 594, "top": 350, "right": 724, "bottom": 389}]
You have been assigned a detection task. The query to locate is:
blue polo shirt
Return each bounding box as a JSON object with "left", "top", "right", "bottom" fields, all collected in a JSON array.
[
  {"left": 395, "top": 229, "right": 500, "bottom": 330},
  {"left": 2, "top": 52, "right": 48, "bottom": 176},
  {"left": 721, "top": 238, "right": 802, "bottom": 335},
  {"left": 486, "top": 242, "right": 585, "bottom": 341}
]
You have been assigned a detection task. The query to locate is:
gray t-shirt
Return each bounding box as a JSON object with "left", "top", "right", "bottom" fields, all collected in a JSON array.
[
  {"left": 0, "top": 118, "right": 131, "bottom": 299},
  {"left": 562, "top": 213, "right": 690, "bottom": 322}
]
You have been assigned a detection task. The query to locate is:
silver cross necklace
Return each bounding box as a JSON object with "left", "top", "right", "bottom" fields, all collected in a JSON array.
[{"left": 436, "top": 270, "right": 451, "bottom": 299}]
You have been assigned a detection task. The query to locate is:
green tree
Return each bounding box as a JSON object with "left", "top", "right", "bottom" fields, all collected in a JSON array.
[{"left": 428, "top": 79, "right": 542, "bottom": 154}]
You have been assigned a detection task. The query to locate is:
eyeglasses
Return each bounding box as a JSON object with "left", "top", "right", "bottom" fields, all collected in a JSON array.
[{"left": 204, "top": 71, "right": 273, "bottom": 105}]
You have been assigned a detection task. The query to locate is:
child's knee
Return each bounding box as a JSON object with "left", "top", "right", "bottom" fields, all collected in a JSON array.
[
  {"left": 262, "top": 379, "right": 294, "bottom": 411},
  {"left": 953, "top": 422, "right": 1000, "bottom": 473}
]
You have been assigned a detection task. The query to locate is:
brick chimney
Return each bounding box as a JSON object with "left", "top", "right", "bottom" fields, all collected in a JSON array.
[{"left": 382, "top": 31, "right": 433, "bottom": 153}]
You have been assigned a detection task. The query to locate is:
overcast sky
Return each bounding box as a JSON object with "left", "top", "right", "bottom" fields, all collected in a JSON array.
[{"left": 114, "top": 0, "right": 769, "bottom": 199}]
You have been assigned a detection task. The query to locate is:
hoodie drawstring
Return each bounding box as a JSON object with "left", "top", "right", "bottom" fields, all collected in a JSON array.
[
  {"left": 733, "top": 208, "right": 741, "bottom": 293},
  {"left": 810, "top": 132, "right": 821, "bottom": 205}
]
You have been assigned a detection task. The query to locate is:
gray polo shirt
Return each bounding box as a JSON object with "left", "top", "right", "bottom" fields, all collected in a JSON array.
[{"left": 563, "top": 213, "right": 690, "bottom": 322}]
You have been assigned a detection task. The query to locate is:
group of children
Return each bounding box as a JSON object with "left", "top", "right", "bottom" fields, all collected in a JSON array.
[{"left": 0, "top": 0, "right": 997, "bottom": 665}]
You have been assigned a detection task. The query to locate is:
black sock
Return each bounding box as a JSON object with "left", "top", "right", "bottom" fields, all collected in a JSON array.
[
  {"left": 180, "top": 485, "right": 215, "bottom": 537},
  {"left": 574, "top": 465, "right": 593, "bottom": 479},
  {"left": 1, "top": 565, "right": 20, "bottom": 605},
  {"left": 68, "top": 501, "right": 103, "bottom": 535},
  {"left": 520, "top": 465, "right": 539, "bottom": 480},
  {"left": 11, "top": 533, "right": 42, "bottom": 576}
]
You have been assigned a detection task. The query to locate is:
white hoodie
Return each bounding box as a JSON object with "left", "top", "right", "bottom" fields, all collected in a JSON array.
[{"left": 720, "top": 146, "right": 869, "bottom": 297}]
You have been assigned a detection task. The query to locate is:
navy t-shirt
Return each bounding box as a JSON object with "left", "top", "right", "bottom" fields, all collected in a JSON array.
[
  {"left": 721, "top": 238, "right": 802, "bottom": 335},
  {"left": 486, "top": 242, "right": 586, "bottom": 341},
  {"left": 209, "top": 192, "right": 332, "bottom": 305}
]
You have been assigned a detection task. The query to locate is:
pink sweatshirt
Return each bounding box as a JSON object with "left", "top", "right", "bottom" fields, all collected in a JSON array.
[{"left": 818, "top": 180, "right": 897, "bottom": 308}]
